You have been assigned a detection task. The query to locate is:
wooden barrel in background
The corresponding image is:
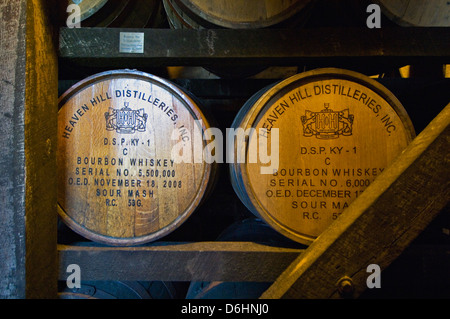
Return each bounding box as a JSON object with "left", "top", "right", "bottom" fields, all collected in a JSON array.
[
  {"left": 162, "top": 0, "right": 313, "bottom": 29},
  {"left": 70, "top": 0, "right": 109, "bottom": 22},
  {"left": 162, "top": 0, "right": 314, "bottom": 78},
  {"left": 68, "top": 0, "right": 168, "bottom": 28},
  {"left": 57, "top": 70, "right": 217, "bottom": 246},
  {"left": 229, "top": 68, "right": 416, "bottom": 245},
  {"left": 60, "top": 280, "right": 182, "bottom": 299},
  {"left": 375, "top": 0, "right": 449, "bottom": 26}
]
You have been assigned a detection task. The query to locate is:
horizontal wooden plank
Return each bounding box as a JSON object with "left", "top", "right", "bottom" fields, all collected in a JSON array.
[
  {"left": 58, "top": 242, "right": 304, "bottom": 282},
  {"left": 59, "top": 27, "right": 450, "bottom": 68},
  {"left": 261, "top": 103, "right": 450, "bottom": 299}
]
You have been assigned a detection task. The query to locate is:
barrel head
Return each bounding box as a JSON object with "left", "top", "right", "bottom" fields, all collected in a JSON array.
[
  {"left": 58, "top": 70, "right": 214, "bottom": 245},
  {"left": 230, "top": 68, "right": 415, "bottom": 245}
]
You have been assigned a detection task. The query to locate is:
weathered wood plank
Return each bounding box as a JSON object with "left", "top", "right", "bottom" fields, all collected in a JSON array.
[
  {"left": 0, "top": 0, "right": 58, "bottom": 299},
  {"left": 261, "top": 103, "right": 450, "bottom": 299},
  {"left": 0, "top": 0, "right": 28, "bottom": 299},
  {"left": 58, "top": 242, "right": 304, "bottom": 282},
  {"left": 24, "top": 0, "right": 59, "bottom": 299},
  {"left": 58, "top": 27, "right": 450, "bottom": 68}
]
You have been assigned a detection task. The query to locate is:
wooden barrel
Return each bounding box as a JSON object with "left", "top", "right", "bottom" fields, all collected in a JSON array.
[
  {"left": 163, "top": 0, "right": 313, "bottom": 29},
  {"left": 57, "top": 70, "right": 217, "bottom": 246},
  {"left": 229, "top": 68, "right": 416, "bottom": 245},
  {"left": 162, "top": 0, "right": 313, "bottom": 78},
  {"left": 216, "top": 218, "right": 302, "bottom": 247},
  {"left": 187, "top": 281, "right": 271, "bottom": 299},
  {"left": 60, "top": 280, "right": 181, "bottom": 299},
  {"left": 69, "top": 0, "right": 167, "bottom": 28},
  {"left": 70, "top": 0, "right": 109, "bottom": 22},
  {"left": 374, "top": 0, "right": 449, "bottom": 26}
]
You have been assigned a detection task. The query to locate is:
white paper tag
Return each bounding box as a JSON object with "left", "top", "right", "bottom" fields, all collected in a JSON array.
[{"left": 119, "top": 32, "right": 144, "bottom": 54}]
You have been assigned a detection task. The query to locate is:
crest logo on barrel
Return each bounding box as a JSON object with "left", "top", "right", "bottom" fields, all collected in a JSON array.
[
  {"left": 105, "top": 102, "right": 148, "bottom": 134},
  {"left": 301, "top": 103, "right": 354, "bottom": 139}
]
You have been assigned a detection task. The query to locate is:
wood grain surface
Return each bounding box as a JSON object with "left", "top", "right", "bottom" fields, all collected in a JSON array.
[{"left": 376, "top": 0, "right": 449, "bottom": 26}]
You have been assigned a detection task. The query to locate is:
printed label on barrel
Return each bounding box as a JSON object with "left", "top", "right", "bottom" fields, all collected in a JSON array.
[
  {"left": 245, "top": 77, "right": 413, "bottom": 243},
  {"left": 58, "top": 76, "right": 208, "bottom": 244}
]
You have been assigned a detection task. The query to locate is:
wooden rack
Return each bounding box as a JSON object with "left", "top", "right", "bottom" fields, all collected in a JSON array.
[{"left": 1, "top": 0, "right": 449, "bottom": 299}]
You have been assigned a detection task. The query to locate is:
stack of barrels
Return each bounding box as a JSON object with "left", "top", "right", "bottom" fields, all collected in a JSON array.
[
  {"left": 186, "top": 218, "right": 300, "bottom": 299},
  {"left": 57, "top": 0, "right": 443, "bottom": 299}
]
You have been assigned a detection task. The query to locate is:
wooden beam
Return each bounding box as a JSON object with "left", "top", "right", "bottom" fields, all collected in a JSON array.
[
  {"left": 0, "top": 0, "right": 58, "bottom": 298},
  {"left": 261, "top": 103, "right": 450, "bottom": 299},
  {"left": 58, "top": 242, "right": 304, "bottom": 282},
  {"left": 58, "top": 27, "right": 450, "bottom": 68},
  {"left": 24, "top": 0, "right": 59, "bottom": 299}
]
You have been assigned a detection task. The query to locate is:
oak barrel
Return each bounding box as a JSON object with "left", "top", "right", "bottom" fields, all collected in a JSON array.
[
  {"left": 162, "top": 0, "right": 313, "bottom": 78},
  {"left": 60, "top": 280, "right": 181, "bottom": 299},
  {"left": 162, "top": 0, "right": 313, "bottom": 29},
  {"left": 69, "top": 0, "right": 167, "bottom": 28},
  {"left": 375, "top": 0, "right": 449, "bottom": 26},
  {"left": 229, "top": 68, "right": 416, "bottom": 245},
  {"left": 57, "top": 70, "right": 217, "bottom": 246}
]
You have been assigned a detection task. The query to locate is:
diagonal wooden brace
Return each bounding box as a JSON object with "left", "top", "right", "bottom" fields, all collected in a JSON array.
[{"left": 261, "top": 103, "right": 450, "bottom": 299}]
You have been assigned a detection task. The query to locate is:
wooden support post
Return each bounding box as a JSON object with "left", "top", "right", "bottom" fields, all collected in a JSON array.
[
  {"left": 261, "top": 103, "right": 450, "bottom": 299},
  {"left": 0, "top": 0, "right": 58, "bottom": 298},
  {"left": 58, "top": 27, "right": 450, "bottom": 68}
]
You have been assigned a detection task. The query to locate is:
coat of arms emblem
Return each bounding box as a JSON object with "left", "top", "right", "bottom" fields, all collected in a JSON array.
[
  {"left": 301, "top": 103, "right": 354, "bottom": 139},
  {"left": 105, "top": 102, "right": 148, "bottom": 134}
]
